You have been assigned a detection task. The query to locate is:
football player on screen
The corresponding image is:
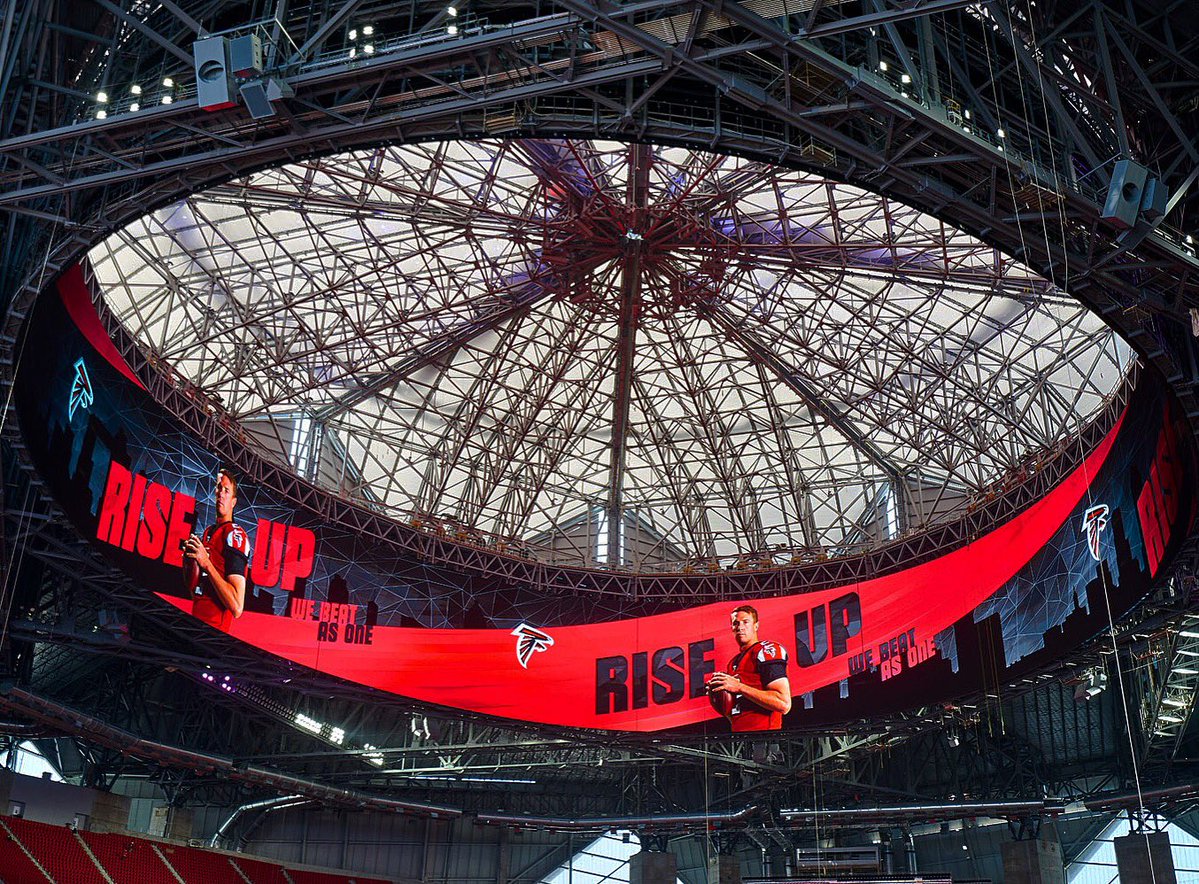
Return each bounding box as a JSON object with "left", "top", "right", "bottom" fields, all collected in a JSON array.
[
  {"left": 707, "top": 605, "right": 791, "bottom": 731},
  {"left": 183, "top": 469, "right": 250, "bottom": 632}
]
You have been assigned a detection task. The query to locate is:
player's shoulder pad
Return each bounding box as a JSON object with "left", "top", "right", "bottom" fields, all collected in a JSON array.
[
  {"left": 225, "top": 524, "right": 251, "bottom": 554},
  {"left": 757, "top": 641, "right": 788, "bottom": 663}
]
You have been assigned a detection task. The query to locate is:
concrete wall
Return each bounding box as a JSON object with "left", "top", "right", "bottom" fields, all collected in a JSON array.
[
  {"left": 246, "top": 808, "right": 578, "bottom": 884},
  {"left": 0, "top": 769, "right": 130, "bottom": 832}
]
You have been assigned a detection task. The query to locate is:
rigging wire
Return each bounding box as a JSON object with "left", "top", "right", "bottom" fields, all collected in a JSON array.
[{"left": 1007, "top": 0, "right": 1160, "bottom": 877}]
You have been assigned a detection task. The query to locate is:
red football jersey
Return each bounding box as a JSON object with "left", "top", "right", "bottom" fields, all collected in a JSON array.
[
  {"left": 727, "top": 639, "right": 789, "bottom": 731},
  {"left": 192, "top": 521, "right": 250, "bottom": 632}
]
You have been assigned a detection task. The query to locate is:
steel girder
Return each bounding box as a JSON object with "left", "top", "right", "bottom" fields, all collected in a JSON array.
[
  {"left": 1, "top": 1, "right": 1195, "bottom": 394},
  {"left": 0, "top": 0, "right": 1198, "bottom": 843}
]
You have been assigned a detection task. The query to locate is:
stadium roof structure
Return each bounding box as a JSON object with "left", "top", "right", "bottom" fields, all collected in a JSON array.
[
  {"left": 86, "top": 139, "right": 1130, "bottom": 566},
  {"left": 1, "top": 0, "right": 1198, "bottom": 874}
]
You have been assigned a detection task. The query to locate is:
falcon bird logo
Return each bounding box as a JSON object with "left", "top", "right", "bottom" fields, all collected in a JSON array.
[
  {"left": 68, "top": 359, "right": 93, "bottom": 421},
  {"left": 512, "top": 623, "right": 554, "bottom": 669},
  {"left": 1082, "top": 504, "right": 1110, "bottom": 562}
]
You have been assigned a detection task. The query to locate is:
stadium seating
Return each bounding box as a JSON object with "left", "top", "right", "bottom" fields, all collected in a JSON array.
[
  {"left": 80, "top": 830, "right": 176, "bottom": 882},
  {"left": 156, "top": 841, "right": 246, "bottom": 884},
  {"left": 2, "top": 816, "right": 107, "bottom": 884},
  {"left": 0, "top": 814, "right": 393, "bottom": 884},
  {"left": 0, "top": 818, "right": 51, "bottom": 884},
  {"left": 230, "top": 854, "right": 291, "bottom": 883}
]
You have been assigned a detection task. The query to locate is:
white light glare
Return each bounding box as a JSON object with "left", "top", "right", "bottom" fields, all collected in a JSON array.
[
  {"left": 162, "top": 77, "right": 174, "bottom": 88},
  {"left": 349, "top": 47, "right": 357, "bottom": 58},
  {"left": 130, "top": 84, "right": 142, "bottom": 95},
  {"left": 130, "top": 102, "right": 139, "bottom": 112},
  {"left": 996, "top": 128, "right": 1006, "bottom": 139},
  {"left": 447, "top": 5, "right": 458, "bottom": 15},
  {"left": 363, "top": 25, "right": 374, "bottom": 35},
  {"left": 349, "top": 28, "right": 358, "bottom": 40},
  {"left": 330, "top": 727, "right": 346, "bottom": 745},
  {"left": 294, "top": 712, "right": 323, "bottom": 733},
  {"left": 901, "top": 73, "right": 911, "bottom": 84},
  {"left": 964, "top": 109, "right": 972, "bottom": 119},
  {"left": 447, "top": 24, "right": 458, "bottom": 35},
  {"left": 96, "top": 110, "right": 107, "bottom": 119},
  {"left": 161, "top": 95, "right": 172, "bottom": 105},
  {"left": 97, "top": 91, "right": 108, "bottom": 103},
  {"left": 878, "top": 61, "right": 888, "bottom": 72},
  {"left": 364, "top": 44, "right": 375, "bottom": 54}
]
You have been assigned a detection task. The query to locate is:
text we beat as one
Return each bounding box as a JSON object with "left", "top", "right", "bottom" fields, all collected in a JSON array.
[{"left": 95, "top": 460, "right": 316, "bottom": 593}]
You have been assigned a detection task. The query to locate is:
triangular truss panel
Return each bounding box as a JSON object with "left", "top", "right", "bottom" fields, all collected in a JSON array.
[{"left": 89, "top": 139, "right": 1129, "bottom": 567}]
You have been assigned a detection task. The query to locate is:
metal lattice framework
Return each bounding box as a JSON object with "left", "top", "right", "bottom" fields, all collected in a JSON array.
[
  {"left": 0, "top": 0, "right": 1198, "bottom": 856},
  {"left": 87, "top": 139, "right": 1128, "bottom": 566}
]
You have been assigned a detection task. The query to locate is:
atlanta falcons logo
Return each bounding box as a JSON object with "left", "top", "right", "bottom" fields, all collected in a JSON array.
[
  {"left": 1082, "top": 504, "right": 1110, "bottom": 562},
  {"left": 511, "top": 623, "right": 554, "bottom": 669},
  {"left": 68, "top": 358, "right": 93, "bottom": 421}
]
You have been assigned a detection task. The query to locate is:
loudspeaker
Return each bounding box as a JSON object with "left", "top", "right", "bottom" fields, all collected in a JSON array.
[
  {"left": 1140, "top": 176, "right": 1168, "bottom": 223},
  {"left": 1101, "top": 159, "right": 1149, "bottom": 230},
  {"left": 194, "top": 37, "right": 235, "bottom": 111},
  {"left": 229, "top": 34, "right": 263, "bottom": 78},
  {"left": 239, "top": 80, "right": 274, "bottom": 119},
  {"left": 239, "top": 77, "right": 293, "bottom": 119}
]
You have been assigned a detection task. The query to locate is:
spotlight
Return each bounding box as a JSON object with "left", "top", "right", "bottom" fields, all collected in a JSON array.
[
  {"left": 349, "top": 28, "right": 358, "bottom": 40},
  {"left": 363, "top": 25, "right": 374, "bottom": 35},
  {"left": 447, "top": 5, "right": 459, "bottom": 15},
  {"left": 130, "top": 84, "right": 142, "bottom": 95},
  {"left": 161, "top": 95, "right": 173, "bottom": 105},
  {"left": 996, "top": 128, "right": 1006, "bottom": 138},
  {"left": 901, "top": 73, "right": 911, "bottom": 84},
  {"left": 364, "top": 43, "right": 375, "bottom": 54},
  {"left": 96, "top": 109, "right": 107, "bottom": 119},
  {"left": 162, "top": 76, "right": 174, "bottom": 88},
  {"left": 878, "top": 61, "right": 888, "bottom": 72},
  {"left": 129, "top": 102, "right": 139, "bottom": 112},
  {"left": 447, "top": 23, "right": 458, "bottom": 35},
  {"left": 96, "top": 91, "right": 108, "bottom": 103},
  {"left": 348, "top": 47, "right": 357, "bottom": 58}
]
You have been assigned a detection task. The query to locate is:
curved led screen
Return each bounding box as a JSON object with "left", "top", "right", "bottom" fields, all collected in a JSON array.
[{"left": 15, "top": 264, "right": 1198, "bottom": 732}]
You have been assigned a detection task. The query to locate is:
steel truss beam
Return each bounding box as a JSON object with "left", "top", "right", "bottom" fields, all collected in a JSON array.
[{"left": 1, "top": 0, "right": 1198, "bottom": 837}]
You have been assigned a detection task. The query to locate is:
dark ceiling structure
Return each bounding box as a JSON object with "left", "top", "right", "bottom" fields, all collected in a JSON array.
[{"left": 1, "top": 0, "right": 1198, "bottom": 878}]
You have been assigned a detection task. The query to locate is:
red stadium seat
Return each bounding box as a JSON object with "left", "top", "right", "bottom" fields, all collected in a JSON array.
[
  {"left": 0, "top": 820, "right": 51, "bottom": 884},
  {"left": 155, "top": 842, "right": 245, "bottom": 883},
  {"left": 230, "top": 854, "right": 290, "bottom": 884},
  {"left": 81, "top": 830, "right": 178, "bottom": 884},
  {"left": 0, "top": 813, "right": 394, "bottom": 884},
  {"left": 2, "top": 816, "right": 107, "bottom": 884}
]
